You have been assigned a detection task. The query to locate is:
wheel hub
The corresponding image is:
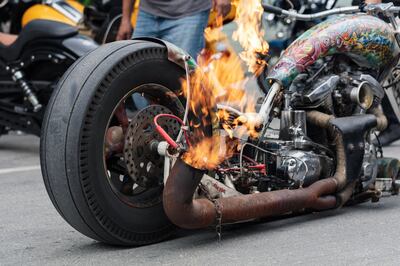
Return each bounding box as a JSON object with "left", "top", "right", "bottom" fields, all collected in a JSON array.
[{"left": 124, "top": 105, "right": 180, "bottom": 188}]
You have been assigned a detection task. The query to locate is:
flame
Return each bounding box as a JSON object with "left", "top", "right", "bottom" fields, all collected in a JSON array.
[
  {"left": 232, "top": 0, "right": 269, "bottom": 75},
  {"left": 181, "top": 0, "right": 269, "bottom": 170},
  {"left": 182, "top": 135, "right": 239, "bottom": 170}
]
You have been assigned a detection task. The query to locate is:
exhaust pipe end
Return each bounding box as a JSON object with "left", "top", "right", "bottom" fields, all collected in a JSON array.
[
  {"left": 163, "top": 158, "right": 215, "bottom": 229},
  {"left": 164, "top": 159, "right": 338, "bottom": 230}
]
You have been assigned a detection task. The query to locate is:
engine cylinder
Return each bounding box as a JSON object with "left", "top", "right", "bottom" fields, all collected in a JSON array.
[{"left": 279, "top": 110, "right": 307, "bottom": 140}]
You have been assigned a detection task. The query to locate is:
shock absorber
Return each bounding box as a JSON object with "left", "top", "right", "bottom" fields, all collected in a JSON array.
[{"left": 11, "top": 69, "right": 42, "bottom": 112}]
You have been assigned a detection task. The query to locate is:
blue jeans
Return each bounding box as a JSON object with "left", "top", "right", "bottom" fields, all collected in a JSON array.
[
  {"left": 132, "top": 9, "right": 209, "bottom": 109},
  {"left": 133, "top": 9, "right": 210, "bottom": 59}
]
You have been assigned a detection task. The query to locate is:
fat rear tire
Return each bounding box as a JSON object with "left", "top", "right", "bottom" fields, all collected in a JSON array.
[{"left": 40, "top": 40, "right": 187, "bottom": 245}]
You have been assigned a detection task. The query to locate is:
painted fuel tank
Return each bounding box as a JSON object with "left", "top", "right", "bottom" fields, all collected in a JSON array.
[
  {"left": 267, "top": 14, "right": 399, "bottom": 87},
  {"left": 22, "top": 0, "right": 84, "bottom": 27}
]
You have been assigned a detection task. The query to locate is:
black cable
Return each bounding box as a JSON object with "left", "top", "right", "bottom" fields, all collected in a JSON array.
[{"left": 374, "top": 131, "right": 384, "bottom": 158}]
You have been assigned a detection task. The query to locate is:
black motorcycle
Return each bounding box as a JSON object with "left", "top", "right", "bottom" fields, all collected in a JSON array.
[
  {"left": 0, "top": 19, "right": 98, "bottom": 136},
  {"left": 83, "top": 0, "right": 123, "bottom": 44}
]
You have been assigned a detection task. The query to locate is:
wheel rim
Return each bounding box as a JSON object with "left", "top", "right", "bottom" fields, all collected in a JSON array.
[{"left": 103, "top": 83, "right": 183, "bottom": 208}]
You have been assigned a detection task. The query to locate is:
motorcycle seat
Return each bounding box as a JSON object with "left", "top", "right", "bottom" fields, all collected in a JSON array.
[{"left": 0, "top": 20, "right": 78, "bottom": 62}]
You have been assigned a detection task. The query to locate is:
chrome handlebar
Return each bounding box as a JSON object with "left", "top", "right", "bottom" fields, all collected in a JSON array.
[
  {"left": 262, "top": 2, "right": 400, "bottom": 21},
  {"left": 0, "top": 0, "right": 8, "bottom": 8}
]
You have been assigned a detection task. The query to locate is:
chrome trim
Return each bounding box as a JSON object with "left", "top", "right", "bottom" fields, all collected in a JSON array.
[
  {"left": 360, "top": 74, "right": 385, "bottom": 99},
  {"left": 281, "top": 6, "right": 360, "bottom": 21},
  {"left": 49, "top": 2, "right": 83, "bottom": 24},
  {"left": 304, "top": 75, "right": 339, "bottom": 103}
]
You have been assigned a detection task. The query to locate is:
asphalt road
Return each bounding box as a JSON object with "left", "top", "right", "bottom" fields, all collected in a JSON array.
[
  {"left": 0, "top": 133, "right": 400, "bottom": 266},
  {"left": 1, "top": 0, "right": 400, "bottom": 263}
]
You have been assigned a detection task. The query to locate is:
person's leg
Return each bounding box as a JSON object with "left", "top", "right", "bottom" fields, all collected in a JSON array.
[
  {"left": 132, "top": 10, "right": 160, "bottom": 38},
  {"left": 131, "top": 10, "right": 161, "bottom": 109},
  {"left": 158, "top": 10, "right": 210, "bottom": 60}
]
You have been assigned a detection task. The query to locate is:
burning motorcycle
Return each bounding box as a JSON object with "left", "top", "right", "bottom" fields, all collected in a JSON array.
[{"left": 41, "top": 1, "right": 400, "bottom": 246}]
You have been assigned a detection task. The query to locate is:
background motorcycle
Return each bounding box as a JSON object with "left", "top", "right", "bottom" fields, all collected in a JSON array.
[
  {"left": 0, "top": 19, "right": 98, "bottom": 136},
  {"left": 0, "top": 0, "right": 111, "bottom": 43},
  {"left": 0, "top": 0, "right": 83, "bottom": 34}
]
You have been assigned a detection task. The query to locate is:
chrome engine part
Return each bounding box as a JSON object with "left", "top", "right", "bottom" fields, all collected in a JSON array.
[
  {"left": 277, "top": 149, "right": 334, "bottom": 187},
  {"left": 267, "top": 108, "right": 334, "bottom": 188},
  {"left": 279, "top": 109, "right": 307, "bottom": 141}
]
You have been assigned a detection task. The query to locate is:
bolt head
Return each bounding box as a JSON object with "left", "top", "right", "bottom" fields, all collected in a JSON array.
[{"left": 348, "top": 143, "right": 355, "bottom": 151}]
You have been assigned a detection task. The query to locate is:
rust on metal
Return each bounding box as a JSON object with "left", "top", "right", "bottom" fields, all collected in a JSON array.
[
  {"left": 369, "top": 106, "right": 388, "bottom": 131},
  {"left": 163, "top": 158, "right": 338, "bottom": 229},
  {"left": 162, "top": 109, "right": 383, "bottom": 229},
  {"left": 105, "top": 126, "right": 124, "bottom": 156},
  {"left": 307, "top": 110, "right": 346, "bottom": 190}
]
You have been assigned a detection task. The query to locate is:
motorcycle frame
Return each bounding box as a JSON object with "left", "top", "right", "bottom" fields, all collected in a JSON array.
[{"left": 0, "top": 35, "right": 95, "bottom": 135}]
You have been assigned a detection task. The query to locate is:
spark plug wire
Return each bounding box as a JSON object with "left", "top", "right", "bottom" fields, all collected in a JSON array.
[
  {"left": 154, "top": 113, "right": 191, "bottom": 149},
  {"left": 154, "top": 56, "right": 193, "bottom": 150}
]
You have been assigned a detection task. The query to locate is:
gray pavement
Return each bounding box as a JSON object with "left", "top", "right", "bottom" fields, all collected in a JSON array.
[
  {"left": 1, "top": 0, "right": 400, "bottom": 263},
  {"left": 0, "top": 133, "right": 400, "bottom": 266}
]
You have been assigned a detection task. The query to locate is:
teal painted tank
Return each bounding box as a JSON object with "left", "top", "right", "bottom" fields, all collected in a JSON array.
[{"left": 266, "top": 14, "right": 400, "bottom": 87}]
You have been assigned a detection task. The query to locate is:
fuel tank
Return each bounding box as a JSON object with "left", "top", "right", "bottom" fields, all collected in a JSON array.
[
  {"left": 22, "top": 0, "right": 84, "bottom": 27},
  {"left": 267, "top": 14, "right": 400, "bottom": 88}
]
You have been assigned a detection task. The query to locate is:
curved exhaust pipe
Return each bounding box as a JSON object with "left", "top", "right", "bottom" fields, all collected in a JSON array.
[
  {"left": 163, "top": 109, "right": 379, "bottom": 229},
  {"left": 163, "top": 158, "right": 337, "bottom": 229}
]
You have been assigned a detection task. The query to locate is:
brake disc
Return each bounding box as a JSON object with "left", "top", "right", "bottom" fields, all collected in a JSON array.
[{"left": 124, "top": 105, "right": 180, "bottom": 188}]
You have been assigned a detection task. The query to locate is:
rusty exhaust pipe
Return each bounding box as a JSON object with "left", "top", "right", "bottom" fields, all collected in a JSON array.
[
  {"left": 163, "top": 108, "right": 381, "bottom": 229},
  {"left": 307, "top": 111, "right": 346, "bottom": 190},
  {"left": 163, "top": 159, "right": 337, "bottom": 229}
]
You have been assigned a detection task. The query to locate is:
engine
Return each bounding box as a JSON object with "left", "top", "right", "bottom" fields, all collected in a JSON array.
[
  {"left": 215, "top": 61, "right": 382, "bottom": 194},
  {"left": 216, "top": 107, "right": 335, "bottom": 193}
]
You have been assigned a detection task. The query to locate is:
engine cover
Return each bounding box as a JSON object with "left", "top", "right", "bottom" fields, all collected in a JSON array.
[{"left": 278, "top": 149, "right": 334, "bottom": 187}]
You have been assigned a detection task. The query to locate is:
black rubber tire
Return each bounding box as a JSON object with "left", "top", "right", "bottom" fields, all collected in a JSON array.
[{"left": 40, "top": 40, "right": 189, "bottom": 246}]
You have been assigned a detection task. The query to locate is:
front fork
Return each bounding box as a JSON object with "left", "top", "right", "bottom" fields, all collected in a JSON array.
[
  {"left": 388, "top": 15, "right": 400, "bottom": 47},
  {"left": 233, "top": 82, "right": 283, "bottom": 138}
]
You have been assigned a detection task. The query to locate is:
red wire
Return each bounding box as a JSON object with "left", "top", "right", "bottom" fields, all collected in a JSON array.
[{"left": 153, "top": 114, "right": 191, "bottom": 148}]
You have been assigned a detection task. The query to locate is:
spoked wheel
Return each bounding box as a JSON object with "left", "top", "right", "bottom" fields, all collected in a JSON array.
[
  {"left": 41, "top": 40, "right": 192, "bottom": 245},
  {"left": 105, "top": 103, "right": 181, "bottom": 207}
]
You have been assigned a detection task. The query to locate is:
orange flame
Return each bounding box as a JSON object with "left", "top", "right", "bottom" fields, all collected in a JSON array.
[
  {"left": 182, "top": 135, "right": 239, "bottom": 170},
  {"left": 232, "top": 0, "right": 269, "bottom": 75},
  {"left": 181, "top": 0, "right": 268, "bottom": 170}
]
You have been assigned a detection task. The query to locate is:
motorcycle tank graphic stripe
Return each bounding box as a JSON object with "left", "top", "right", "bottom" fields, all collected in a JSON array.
[{"left": 267, "top": 14, "right": 399, "bottom": 87}]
